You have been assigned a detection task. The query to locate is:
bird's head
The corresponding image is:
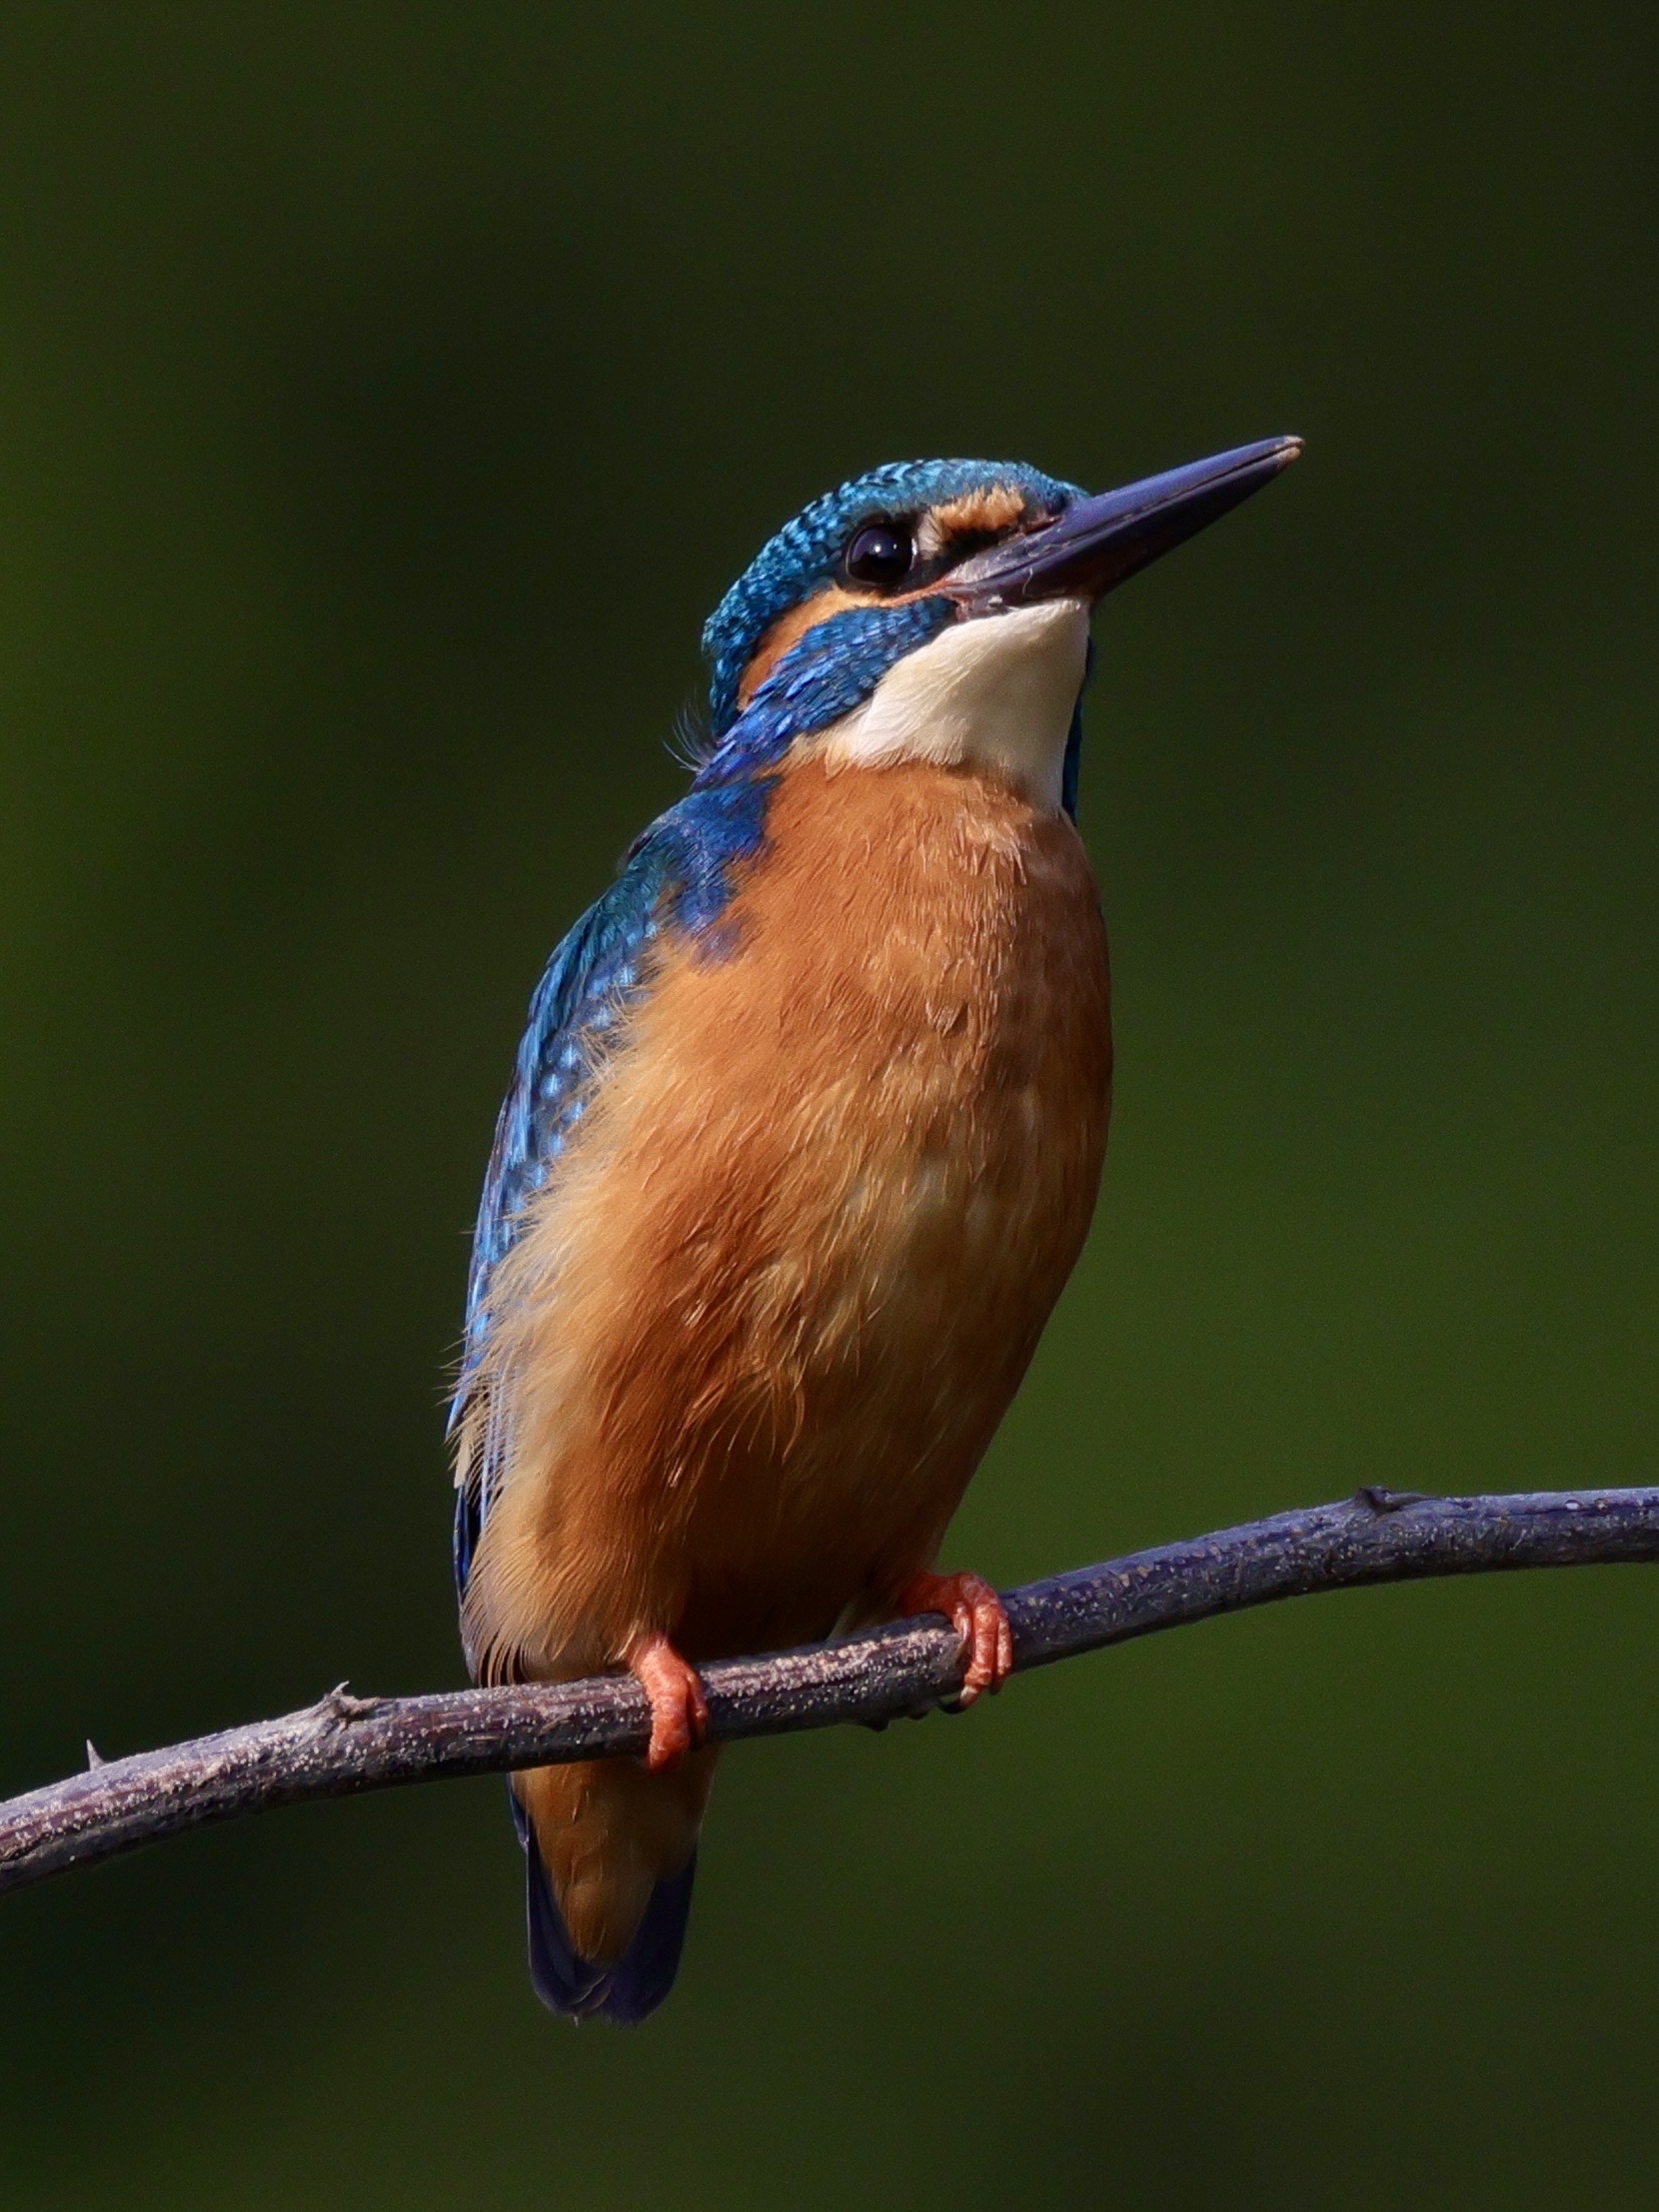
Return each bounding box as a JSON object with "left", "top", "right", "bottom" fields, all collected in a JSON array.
[{"left": 697, "top": 438, "right": 1300, "bottom": 815}]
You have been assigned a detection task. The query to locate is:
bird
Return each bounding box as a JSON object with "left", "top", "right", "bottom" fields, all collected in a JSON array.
[{"left": 450, "top": 434, "right": 1300, "bottom": 2023}]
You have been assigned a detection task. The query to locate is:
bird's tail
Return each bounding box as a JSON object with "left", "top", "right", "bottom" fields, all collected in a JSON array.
[
  {"left": 520, "top": 1808, "right": 699, "bottom": 2025},
  {"left": 511, "top": 1749, "right": 720, "bottom": 2025}
]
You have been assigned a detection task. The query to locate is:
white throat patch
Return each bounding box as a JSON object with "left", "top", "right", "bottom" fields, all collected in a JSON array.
[{"left": 812, "top": 596, "right": 1090, "bottom": 811}]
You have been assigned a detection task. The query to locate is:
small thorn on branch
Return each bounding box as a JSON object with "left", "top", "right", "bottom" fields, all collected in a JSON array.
[
  {"left": 85, "top": 1740, "right": 105, "bottom": 1769},
  {"left": 1354, "top": 1485, "right": 1433, "bottom": 1514},
  {"left": 316, "top": 1682, "right": 384, "bottom": 1723}
]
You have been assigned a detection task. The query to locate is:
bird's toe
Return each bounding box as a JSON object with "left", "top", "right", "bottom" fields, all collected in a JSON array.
[
  {"left": 629, "top": 1634, "right": 710, "bottom": 1772},
  {"left": 896, "top": 1569, "right": 1014, "bottom": 1706}
]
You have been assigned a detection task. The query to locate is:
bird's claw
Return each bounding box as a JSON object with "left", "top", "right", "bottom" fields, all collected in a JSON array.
[
  {"left": 896, "top": 1569, "right": 1014, "bottom": 1705},
  {"left": 629, "top": 1634, "right": 710, "bottom": 1772}
]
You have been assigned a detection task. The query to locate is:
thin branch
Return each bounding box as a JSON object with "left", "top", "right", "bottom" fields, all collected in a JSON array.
[{"left": 4, "top": 1485, "right": 1656, "bottom": 1896}]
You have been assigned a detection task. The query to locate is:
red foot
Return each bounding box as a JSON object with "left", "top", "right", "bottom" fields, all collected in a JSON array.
[
  {"left": 895, "top": 1569, "right": 1014, "bottom": 1705},
  {"left": 629, "top": 1634, "right": 710, "bottom": 1773}
]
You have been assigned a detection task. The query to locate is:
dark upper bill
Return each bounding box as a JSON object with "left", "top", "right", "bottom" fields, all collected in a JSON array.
[{"left": 946, "top": 435, "right": 1303, "bottom": 610}]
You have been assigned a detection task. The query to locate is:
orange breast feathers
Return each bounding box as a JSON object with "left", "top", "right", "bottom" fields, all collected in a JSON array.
[{"left": 460, "top": 754, "right": 1111, "bottom": 1689}]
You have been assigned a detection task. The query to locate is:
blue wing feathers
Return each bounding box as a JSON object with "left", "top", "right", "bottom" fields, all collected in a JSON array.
[
  {"left": 450, "top": 769, "right": 780, "bottom": 1599},
  {"left": 450, "top": 857, "right": 672, "bottom": 1595}
]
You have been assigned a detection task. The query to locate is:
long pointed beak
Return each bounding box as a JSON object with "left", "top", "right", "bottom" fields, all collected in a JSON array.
[{"left": 946, "top": 435, "right": 1302, "bottom": 610}]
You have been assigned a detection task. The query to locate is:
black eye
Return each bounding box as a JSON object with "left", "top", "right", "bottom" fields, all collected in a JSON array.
[{"left": 844, "top": 522, "right": 914, "bottom": 587}]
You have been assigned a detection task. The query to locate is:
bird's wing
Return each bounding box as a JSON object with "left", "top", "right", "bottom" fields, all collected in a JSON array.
[
  {"left": 449, "top": 765, "right": 772, "bottom": 1603},
  {"left": 450, "top": 841, "right": 673, "bottom": 1598}
]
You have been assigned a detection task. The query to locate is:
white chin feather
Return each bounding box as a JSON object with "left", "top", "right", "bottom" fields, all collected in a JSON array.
[{"left": 814, "top": 596, "right": 1090, "bottom": 811}]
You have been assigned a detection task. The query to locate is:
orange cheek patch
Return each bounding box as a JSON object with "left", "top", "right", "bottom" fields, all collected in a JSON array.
[{"left": 931, "top": 486, "right": 1031, "bottom": 538}]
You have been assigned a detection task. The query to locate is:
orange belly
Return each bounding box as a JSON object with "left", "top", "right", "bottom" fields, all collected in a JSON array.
[{"left": 462, "top": 753, "right": 1110, "bottom": 1686}]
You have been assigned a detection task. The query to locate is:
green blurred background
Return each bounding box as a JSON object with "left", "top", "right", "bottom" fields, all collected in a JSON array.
[{"left": 1, "top": 5, "right": 1655, "bottom": 2205}]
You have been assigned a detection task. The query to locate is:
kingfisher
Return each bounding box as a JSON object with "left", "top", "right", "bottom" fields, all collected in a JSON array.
[{"left": 450, "top": 435, "right": 1300, "bottom": 2023}]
